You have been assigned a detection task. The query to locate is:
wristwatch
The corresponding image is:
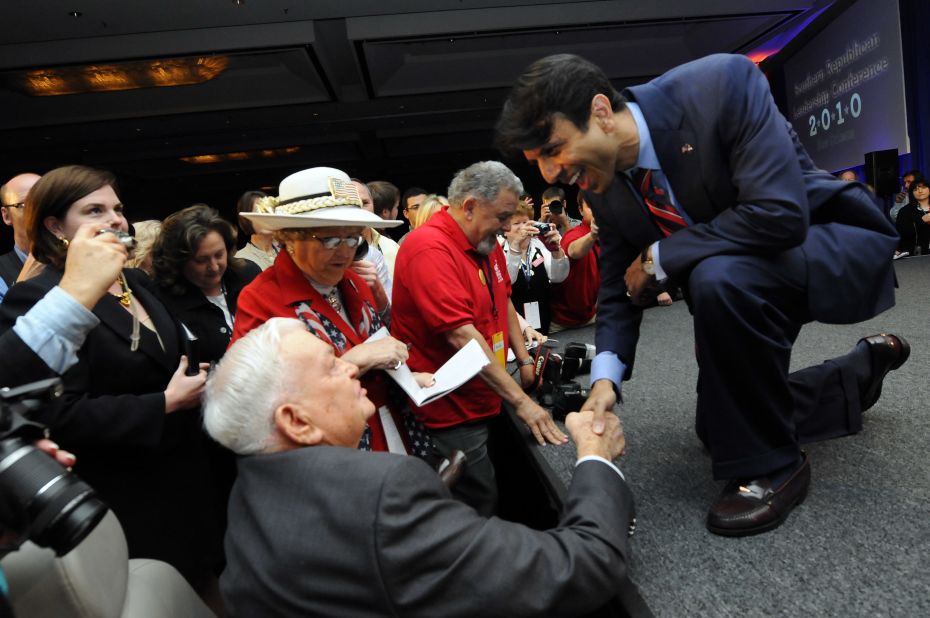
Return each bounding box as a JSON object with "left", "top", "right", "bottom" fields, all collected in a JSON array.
[
  {"left": 640, "top": 248, "right": 656, "bottom": 276},
  {"left": 518, "top": 357, "right": 534, "bottom": 367}
]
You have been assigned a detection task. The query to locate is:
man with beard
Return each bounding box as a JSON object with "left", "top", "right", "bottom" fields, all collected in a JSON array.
[{"left": 392, "top": 161, "right": 567, "bottom": 516}]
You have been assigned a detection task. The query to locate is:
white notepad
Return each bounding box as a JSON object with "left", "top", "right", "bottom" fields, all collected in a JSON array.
[{"left": 369, "top": 328, "right": 489, "bottom": 406}]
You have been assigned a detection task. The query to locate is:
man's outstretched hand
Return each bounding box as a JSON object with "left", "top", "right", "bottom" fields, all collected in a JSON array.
[{"left": 566, "top": 409, "right": 625, "bottom": 461}]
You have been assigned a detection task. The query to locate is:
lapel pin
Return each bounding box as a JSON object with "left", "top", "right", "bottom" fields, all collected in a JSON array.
[{"left": 681, "top": 143, "right": 694, "bottom": 154}]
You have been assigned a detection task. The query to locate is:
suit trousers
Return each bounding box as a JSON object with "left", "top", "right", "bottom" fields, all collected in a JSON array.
[
  {"left": 688, "top": 252, "right": 868, "bottom": 480},
  {"left": 430, "top": 421, "right": 497, "bottom": 517}
]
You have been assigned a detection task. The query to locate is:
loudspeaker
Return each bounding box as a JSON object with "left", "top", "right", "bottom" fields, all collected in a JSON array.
[{"left": 864, "top": 148, "right": 899, "bottom": 196}]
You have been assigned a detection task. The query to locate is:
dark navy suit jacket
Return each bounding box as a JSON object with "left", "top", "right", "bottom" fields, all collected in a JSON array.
[{"left": 587, "top": 54, "right": 897, "bottom": 379}]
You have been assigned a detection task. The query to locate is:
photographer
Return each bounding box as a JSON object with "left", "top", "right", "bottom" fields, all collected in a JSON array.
[
  {"left": 0, "top": 223, "right": 128, "bottom": 387},
  {"left": 538, "top": 186, "right": 580, "bottom": 235},
  {"left": 0, "top": 166, "right": 219, "bottom": 591},
  {"left": 503, "top": 197, "right": 568, "bottom": 335}
]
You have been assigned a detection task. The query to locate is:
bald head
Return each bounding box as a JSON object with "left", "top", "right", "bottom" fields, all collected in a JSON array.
[
  {"left": 353, "top": 180, "right": 374, "bottom": 214},
  {"left": 1, "top": 173, "right": 40, "bottom": 251}
]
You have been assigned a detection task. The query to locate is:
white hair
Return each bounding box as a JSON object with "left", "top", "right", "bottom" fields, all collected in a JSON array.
[
  {"left": 203, "top": 317, "right": 306, "bottom": 455},
  {"left": 447, "top": 161, "right": 523, "bottom": 207}
]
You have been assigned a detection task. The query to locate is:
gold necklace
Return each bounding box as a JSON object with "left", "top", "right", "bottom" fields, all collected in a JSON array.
[{"left": 115, "top": 273, "right": 132, "bottom": 307}]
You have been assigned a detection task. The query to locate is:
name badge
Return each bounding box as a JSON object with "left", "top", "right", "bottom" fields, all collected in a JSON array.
[
  {"left": 492, "top": 331, "right": 506, "bottom": 367},
  {"left": 523, "top": 302, "right": 542, "bottom": 329}
]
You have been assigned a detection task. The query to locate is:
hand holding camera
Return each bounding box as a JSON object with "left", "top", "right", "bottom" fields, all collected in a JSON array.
[
  {"left": 532, "top": 222, "right": 562, "bottom": 253},
  {"left": 58, "top": 223, "right": 131, "bottom": 310}
]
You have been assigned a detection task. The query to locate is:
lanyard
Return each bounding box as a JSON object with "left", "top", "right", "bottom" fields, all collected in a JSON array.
[{"left": 481, "top": 257, "right": 498, "bottom": 318}]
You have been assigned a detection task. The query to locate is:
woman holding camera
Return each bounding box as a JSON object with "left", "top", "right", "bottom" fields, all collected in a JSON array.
[
  {"left": 502, "top": 198, "right": 568, "bottom": 335},
  {"left": 0, "top": 165, "right": 218, "bottom": 591},
  {"left": 152, "top": 204, "right": 260, "bottom": 363}
]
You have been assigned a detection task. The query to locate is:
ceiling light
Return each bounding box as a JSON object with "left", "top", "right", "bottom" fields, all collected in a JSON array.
[
  {"left": 180, "top": 146, "right": 301, "bottom": 165},
  {"left": 5, "top": 56, "right": 229, "bottom": 96}
]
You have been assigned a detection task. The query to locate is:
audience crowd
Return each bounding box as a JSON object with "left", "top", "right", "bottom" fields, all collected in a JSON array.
[{"left": 0, "top": 151, "right": 919, "bottom": 616}]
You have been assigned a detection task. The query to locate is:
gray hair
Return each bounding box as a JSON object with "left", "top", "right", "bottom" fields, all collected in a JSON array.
[
  {"left": 447, "top": 161, "right": 523, "bottom": 207},
  {"left": 203, "top": 318, "right": 307, "bottom": 455}
]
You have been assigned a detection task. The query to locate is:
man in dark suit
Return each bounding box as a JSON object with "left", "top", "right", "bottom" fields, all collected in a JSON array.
[
  {"left": 204, "top": 317, "right": 635, "bottom": 617},
  {"left": 0, "top": 173, "right": 40, "bottom": 302},
  {"left": 495, "top": 53, "right": 908, "bottom": 536}
]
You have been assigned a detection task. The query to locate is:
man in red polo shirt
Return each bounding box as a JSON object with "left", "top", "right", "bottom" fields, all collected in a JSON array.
[
  {"left": 392, "top": 161, "right": 567, "bottom": 516},
  {"left": 551, "top": 193, "right": 600, "bottom": 332}
]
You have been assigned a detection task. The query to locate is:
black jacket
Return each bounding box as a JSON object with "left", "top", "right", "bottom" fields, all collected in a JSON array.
[
  {"left": 0, "top": 249, "right": 24, "bottom": 288},
  {"left": 0, "top": 267, "right": 218, "bottom": 583},
  {"left": 156, "top": 258, "right": 260, "bottom": 364}
]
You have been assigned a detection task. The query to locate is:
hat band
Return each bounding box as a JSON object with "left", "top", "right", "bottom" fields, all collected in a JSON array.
[{"left": 278, "top": 191, "right": 330, "bottom": 206}]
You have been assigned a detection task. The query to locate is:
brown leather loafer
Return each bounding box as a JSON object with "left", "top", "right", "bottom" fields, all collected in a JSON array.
[
  {"left": 860, "top": 333, "right": 910, "bottom": 411},
  {"left": 706, "top": 454, "right": 811, "bottom": 537}
]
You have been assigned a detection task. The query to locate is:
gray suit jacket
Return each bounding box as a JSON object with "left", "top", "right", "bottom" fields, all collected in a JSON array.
[{"left": 222, "top": 447, "right": 635, "bottom": 617}]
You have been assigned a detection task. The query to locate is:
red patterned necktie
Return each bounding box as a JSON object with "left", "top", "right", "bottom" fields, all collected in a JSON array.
[{"left": 633, "top": 168, "right": 687, "bottom": 237}]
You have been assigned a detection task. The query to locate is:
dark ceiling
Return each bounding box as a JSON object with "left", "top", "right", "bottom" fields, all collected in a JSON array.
[{"left": 0, "top": 0, "right": 830, "bottom": 221}]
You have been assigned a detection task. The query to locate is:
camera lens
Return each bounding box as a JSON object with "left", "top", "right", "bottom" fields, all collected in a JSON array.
[
  {"left": 0, "top": 439, "right": 108, "bottom": 556},
  {"left": 549, "top": 200, "right": 564, "bottom": 214}
]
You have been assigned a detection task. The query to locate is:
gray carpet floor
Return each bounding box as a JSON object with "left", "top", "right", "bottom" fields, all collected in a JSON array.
[{"left": 535, "top": 256, "right": 930, "bottom": 617}]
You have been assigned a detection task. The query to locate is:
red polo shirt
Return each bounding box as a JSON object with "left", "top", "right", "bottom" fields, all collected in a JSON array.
[
  {"left": 392, "top": 209, "right": 512, "bottom": 429},
  {"left": 550, "top": 221, "right": 600, "bottom": 326}
]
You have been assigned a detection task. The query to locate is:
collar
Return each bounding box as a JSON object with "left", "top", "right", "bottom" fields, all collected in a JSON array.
[
  {"left": 271, "top": 249, "right": 364, "bottom": 307},
  {"left": 625, "top": 102, "right": 660, "bottom": 173},
  {"left": 432, "top": 208, "right": 479, "bottom": 255},
  {"left": 306, "top": 275, "right": 334, "bottom": 298},
  {"left": 13, "top": 245, "right": 27, "bottom": 262}
]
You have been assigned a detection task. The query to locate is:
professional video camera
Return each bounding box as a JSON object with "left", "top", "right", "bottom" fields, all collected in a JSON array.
[
  {"left": 530, "top": 342, "right": 595, "bottom": 421},
  {"left": 0, "top": 378, "right": 107, "bottom": 556}
]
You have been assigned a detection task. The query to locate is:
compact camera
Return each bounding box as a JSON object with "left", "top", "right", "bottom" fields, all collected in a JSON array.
[
  {"left": 97, "top": 229, "right": 137, "bottom": 259},
  {"left": 0, "top": 378, "right": 108, "bottom": 556},
  {"left": 531, "top": 222, "right": 560, "bottom": 251}
]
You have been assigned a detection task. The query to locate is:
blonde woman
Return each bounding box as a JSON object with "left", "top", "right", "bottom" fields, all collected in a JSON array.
[
  {"left": 413, "top": 194, "right": 448, "bottom": 229},
  {"left": 126, "top": 219, "right": 161, "bottom": 275}
]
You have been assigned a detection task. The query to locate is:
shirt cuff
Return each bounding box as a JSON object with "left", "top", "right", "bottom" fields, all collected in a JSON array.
[
  {"left": 590, "top": 351, "right": 626, "bottom": 389},
  {"left": 12, "top": 286, "right": 100, "bottom": 375},
  {"left": 576, "top": 455, "right": 625, "bottom": 481},
  {"left": 650, "top": 241, "right": 668, "bottom": 281}
]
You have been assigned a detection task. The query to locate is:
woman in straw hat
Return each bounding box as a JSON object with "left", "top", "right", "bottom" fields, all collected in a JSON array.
[{"left": 232, "top": 167, "right": 434, "bottom": 456}]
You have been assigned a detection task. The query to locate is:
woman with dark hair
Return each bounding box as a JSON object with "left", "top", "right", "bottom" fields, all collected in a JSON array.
[
  {"left": 895, "top": 176, "right": 930, "bottom": 257},
  {"left": 234, "top": 190, "right": 278, "bottom": 270},
  {"left": 152, "top": 204, "right": 260, "bottom": 363},
  {"left": 0, "top": 165, "right": 217, "bottom": 591}
]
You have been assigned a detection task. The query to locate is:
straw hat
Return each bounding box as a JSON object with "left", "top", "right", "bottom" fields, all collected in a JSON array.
[{"left": 241, "top": 167, "right": 402, "bottom": 230}]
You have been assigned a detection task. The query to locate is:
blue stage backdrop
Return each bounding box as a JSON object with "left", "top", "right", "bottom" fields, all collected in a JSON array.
[{"left": 782, "top": 0, "right": 909, "bottom": 172}]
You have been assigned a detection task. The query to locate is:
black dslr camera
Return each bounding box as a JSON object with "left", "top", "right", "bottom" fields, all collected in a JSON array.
[
  {"left": 531, "top": 342, "right": 593, "bottom": 422},
  {"left": 0, "top": 378, "right": 108, "bottom": 556},
  {"left": 547, "top": 199, "right": 564, "bottom": 215}
]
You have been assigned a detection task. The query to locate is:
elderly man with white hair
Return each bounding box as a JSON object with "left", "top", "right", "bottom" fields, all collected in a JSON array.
[{"left": 204, "top": 317, "right": 636, "bottom": 618}]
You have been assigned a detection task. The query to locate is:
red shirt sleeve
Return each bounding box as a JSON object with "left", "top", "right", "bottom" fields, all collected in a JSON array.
[{"left": 400, "top": 246, "right": 476, "bottom": 333}]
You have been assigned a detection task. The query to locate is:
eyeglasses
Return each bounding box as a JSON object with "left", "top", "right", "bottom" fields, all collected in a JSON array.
[
  {"left": 2, "top": 202, "right": 25, "bottom": 210},
  {"left": 299, "top": 233, "right": 363, "bottom": 250},
  {"left": 403, "top": 205, "right": 420, "bottom": 213}
]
